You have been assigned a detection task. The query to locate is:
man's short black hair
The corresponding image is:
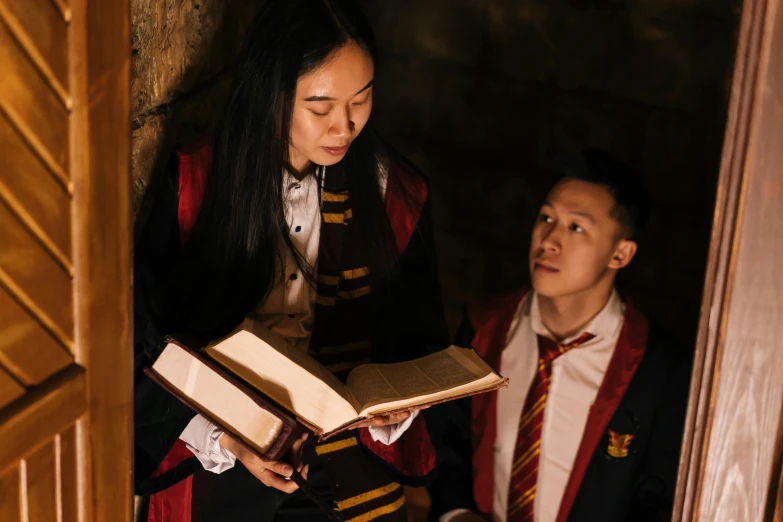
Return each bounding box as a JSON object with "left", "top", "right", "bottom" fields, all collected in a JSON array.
[{"left": 550, "top": 148, "right": 652, "bottom": 241}]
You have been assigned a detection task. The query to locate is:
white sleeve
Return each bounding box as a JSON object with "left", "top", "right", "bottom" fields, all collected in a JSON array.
[
  {"left": 367, "top": 410, "right": 419, "bottom": 445},
  {"left": 179, "top": 415, "right": 237, "bottom": 474}
]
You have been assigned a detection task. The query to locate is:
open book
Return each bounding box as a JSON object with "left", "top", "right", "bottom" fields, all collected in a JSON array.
[{"left": 148, "top": 318, "right": 507, "bottom": 458}]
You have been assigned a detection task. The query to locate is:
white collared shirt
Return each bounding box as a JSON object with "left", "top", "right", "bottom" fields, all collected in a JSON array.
[
  {"left": 490, "top": 290, "right": 624, "bottom": 521},
  {"left": 180, "top": 166, "right": 413, "bottom": 473}
]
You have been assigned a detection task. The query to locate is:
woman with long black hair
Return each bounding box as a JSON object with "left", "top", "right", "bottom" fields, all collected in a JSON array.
[{"left": 133, "top": 1, "right": 448, "bottom": 521}]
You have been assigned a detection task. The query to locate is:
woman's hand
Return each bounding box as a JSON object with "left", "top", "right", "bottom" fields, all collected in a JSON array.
[
  {"left": 353, "top": 407, "right": 427, "bottom": 429},
  {"left": 219, "top": 432, "right": 309, "bottom": 493}
]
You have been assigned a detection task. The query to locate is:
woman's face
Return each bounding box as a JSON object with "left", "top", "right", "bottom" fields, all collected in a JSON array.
[{"left": 289, "top": 42, "right": 374, "bottom": 171}]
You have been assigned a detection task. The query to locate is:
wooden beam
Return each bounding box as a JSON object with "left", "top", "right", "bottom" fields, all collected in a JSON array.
[
  {"left": 0, "top": 364, "right": 86, "bottom": 474},
  {"left": 69, "top": 0, "right": 132, "bottom": 520},
  {"left": 674, "top": 0, "right": 783, "bottom": 520}
]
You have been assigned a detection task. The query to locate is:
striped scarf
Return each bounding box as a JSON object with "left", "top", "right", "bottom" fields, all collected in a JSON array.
[{"left": 307, "top": 164, "right": 406, "bottom": 522}]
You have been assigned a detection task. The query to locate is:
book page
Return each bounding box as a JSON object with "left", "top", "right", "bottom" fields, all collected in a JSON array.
[
  {"left": 206, "top": 318, "right": 358, "bottom": 433},
  {"left": 346, "top": 346, "right": 501, "bottom": 413}
]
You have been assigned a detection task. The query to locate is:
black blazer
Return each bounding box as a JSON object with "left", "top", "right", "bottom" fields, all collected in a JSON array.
[
  {"left": 133, "top": 154, "right": 450, "bottom": 498},
  {"left": 427, "top": 317, "right": 692, "bottom": 522}
]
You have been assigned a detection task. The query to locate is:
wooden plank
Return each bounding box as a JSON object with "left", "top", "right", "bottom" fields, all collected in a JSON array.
[
  {"left": 59, "top": 425, "right": 78, "bottom": 522},
  {"left": 673, "top": 0, "right": 783, "bottom": 520},
  {"left": 0, "top": 112, "right": 72, "bottom": 263},
  {"left": 0, "top": 20, "right": 69, "bottom": 179},
  {"left": 672, "top": 0, "right": 764, "bottom": 515},
  {"left": 69, "top": 0, "right": 132, "bottom": 520},
  {"left": 0, "top": 0, "right": 70, "bottom": 104},
  {"left": 26, "top": 440, "right": 57, "bottom": 522},
  {"left": 0, "top": 464, "right": 22, "bottom": 522},
  {"left": 0, "top": 287, "right": 73, "bottom": 385},
  {"left": 0, "top": 364, "right": 85, "bottom": 474},
  {"left": 47, "top": 0, "right": 70, "bottom": 24},
  {"left": 0, "top": 366, "right": 24, "bottom": 411},
  {"left": 0, "top": 202, "right": 74, "bottom": 349}
]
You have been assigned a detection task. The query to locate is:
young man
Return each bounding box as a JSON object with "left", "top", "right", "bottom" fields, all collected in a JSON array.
[{"left": 428, "top": 150, "right": 692, "bottom": 522}]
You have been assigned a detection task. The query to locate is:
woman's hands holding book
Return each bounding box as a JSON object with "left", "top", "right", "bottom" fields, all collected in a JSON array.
[
  {"left": 353, "top": 408, "right": 425, "bottom": 429},
  {"left": 219, "top": 432, "right": 310, "bottom": 493}
]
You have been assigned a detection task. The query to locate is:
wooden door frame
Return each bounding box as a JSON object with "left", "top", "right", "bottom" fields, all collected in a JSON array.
[
  {"left": 70, "top": 0, "right": 132, "bottom": 520},
  {"left": 673, "top": 0, "right": 783, "bottom": 520}
]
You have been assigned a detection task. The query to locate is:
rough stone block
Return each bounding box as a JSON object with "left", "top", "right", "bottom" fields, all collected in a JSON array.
[{"left": 131, "top": 0, "right": 262, "bottom": 117}]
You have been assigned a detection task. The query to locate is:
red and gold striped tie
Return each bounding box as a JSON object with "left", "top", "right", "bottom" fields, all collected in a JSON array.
[{"left": 506, "top": 332, "right": 595, "bottom": 521}]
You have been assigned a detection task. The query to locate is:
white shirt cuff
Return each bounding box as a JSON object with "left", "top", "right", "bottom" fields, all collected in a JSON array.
[
  {"left": 439, "top": 508, "right": 471, "bottom": 522},
  {"left": 180, "top": 415, "right": 237, "bottom": 474},
  {"left": 367, "top": 410, "right": 419, "bottom": 445}
]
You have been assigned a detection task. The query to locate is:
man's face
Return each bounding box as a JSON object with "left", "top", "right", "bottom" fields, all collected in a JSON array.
[{"left": 529, "top": 179, "right": 636, "bottom": 298}]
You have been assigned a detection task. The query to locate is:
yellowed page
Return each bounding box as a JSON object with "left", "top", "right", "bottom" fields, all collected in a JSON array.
[
  {"left": 206, "top": 319, "right": 358, "bottom": 433},
  {"left": 346, "top": 346, "right": 503, "bottom": 414}
]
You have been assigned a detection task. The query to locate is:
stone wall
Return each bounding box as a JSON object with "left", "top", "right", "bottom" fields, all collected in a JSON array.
[
  {"left": 131, "top": 0, "right": 741, "bottom": 345},
  {"left": 131, "top": 0, "right": 263, "bottom": 222}
]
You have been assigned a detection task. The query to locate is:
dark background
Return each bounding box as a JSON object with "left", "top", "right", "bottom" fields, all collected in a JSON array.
[{"left": 131, "top": 0, "right": 741, "bottom": 347}]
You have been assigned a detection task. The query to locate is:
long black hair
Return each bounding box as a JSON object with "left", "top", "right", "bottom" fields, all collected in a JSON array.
[{"left": 154, "top": 0, "right": 407, "bottom": 341}]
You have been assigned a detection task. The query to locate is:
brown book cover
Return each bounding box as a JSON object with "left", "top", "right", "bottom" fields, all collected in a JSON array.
[{"left": 145, "top": 337, "right": 305, "bottom": 462}]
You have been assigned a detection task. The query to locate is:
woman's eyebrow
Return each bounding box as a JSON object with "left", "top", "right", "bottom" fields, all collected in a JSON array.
[{"left": 303, "top": 79, "right": 374, "bottom": 101}]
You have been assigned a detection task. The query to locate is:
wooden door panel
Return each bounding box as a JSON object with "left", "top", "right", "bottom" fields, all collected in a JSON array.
[
  {"left": 0, "top": 202, "right": 74, "bottom": 344},
  {"left": 0, "top": 20, "right": 70, "bottom": 177},
  {"left": 0, "top": 365, "right": 85, "bottom": 476},
  {"left": 0, "top": 464, "right": 22, "bottom": 521},
  {"left": 60, "top": 424, "right": 79, "bottom": 522},
  {"left": 0, "top": 0, "right": 70, "bottom": 90},
  {"left": 0, "top": 427, "right": 82, "bottom": 521},
  {"left": 0, "top": 367, "right": 24, "bottom": 410},
  {"left": 0, "top": 288, "right": 72, "bottom": 386},
  {"left": 0, "top": 114, "right": 72, "bottom": 261},
  {"left": 0, "top": 0, "right": 130, "bottom": 519},
  {"left": 27, "top": 440, "right": 59, "bottom": 522}
]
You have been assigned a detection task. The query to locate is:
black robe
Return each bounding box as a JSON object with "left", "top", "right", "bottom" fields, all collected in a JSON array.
[{"left": 134, "top": 152, "right": 450, "bottom": 521}]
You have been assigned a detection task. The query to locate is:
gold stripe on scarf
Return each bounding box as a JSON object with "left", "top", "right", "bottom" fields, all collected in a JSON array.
[
  {"left": 341, "top": 267, "right": 369, "bottom": 279},
  {"left": 337, "top": 483, "right": 401, "bottom": 510},
  {"left": 323, "top": 191, "right": 349, "bottom": 202},
  {"left": 315, "top": 437, "right": 358, "bottom": 456},
  {"left": 344, "top": 495, "right": 406, "bottom": 522}
]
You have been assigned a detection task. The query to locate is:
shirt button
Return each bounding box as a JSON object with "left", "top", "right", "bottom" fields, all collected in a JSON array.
[
  {"left": 290, "top": 273, "right": 298, "bottom": 281},
  {"left": 295, "top": 226, "right": 301, "bottom": 232}
]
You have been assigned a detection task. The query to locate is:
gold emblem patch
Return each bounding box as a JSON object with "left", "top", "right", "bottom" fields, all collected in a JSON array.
[{"left": 607, "top": 429, "right": 634, "bottom": 458}]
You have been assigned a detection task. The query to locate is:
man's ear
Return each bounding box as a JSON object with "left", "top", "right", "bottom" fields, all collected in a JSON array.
[{"left": 608, "top": 239, "right": 637, "bottom": 270}]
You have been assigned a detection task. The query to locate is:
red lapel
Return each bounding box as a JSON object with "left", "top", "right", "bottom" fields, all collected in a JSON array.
[
  {"left": 467, "top": 288, "right": 529, "bottom": 515},
  {"left": 385, "top": 163, "right": 427, "bottom": 255},
  {"left": 555, "top": 302, "right": 648, "bottom": 522},
  {"left": 176, "top": 137, "right": 213, "bottom": 246}
]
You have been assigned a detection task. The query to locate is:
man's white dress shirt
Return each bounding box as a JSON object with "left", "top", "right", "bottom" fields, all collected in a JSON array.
[{"left": 443, "top": 290, "right": 624, "bottom": 521}]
